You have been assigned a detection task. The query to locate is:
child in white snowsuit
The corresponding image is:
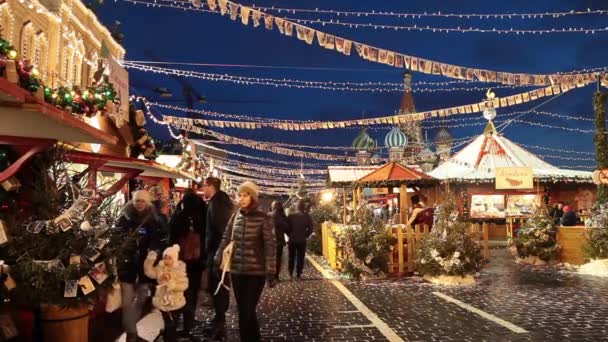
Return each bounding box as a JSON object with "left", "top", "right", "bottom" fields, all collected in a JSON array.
[{"left": 144, "top": 244, "right": 189, "bottom": 342}]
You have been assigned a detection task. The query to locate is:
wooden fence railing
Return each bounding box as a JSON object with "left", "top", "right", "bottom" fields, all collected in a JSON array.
[{"left": 321, "top": 222, "right": 490, "bottom": 276}]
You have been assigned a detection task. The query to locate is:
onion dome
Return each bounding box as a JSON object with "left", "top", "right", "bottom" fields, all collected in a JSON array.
[
  {"left": 352, "top": 128, "right": 376, "bottom": 151},
  {"left": 434, "top": 127, "right": 453, "bottom": 145},
  {"left": 384, "top": 126, "right": 408, "bottom": 148}
]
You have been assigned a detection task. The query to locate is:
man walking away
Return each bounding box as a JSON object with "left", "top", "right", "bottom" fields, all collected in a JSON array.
[
  {"left": 202, "top": 177, "right": 234, "bottom": 339},
  {"left": 270, "top": 201, "right": 289, "bottom": 281},
  {"left": 287, "top": 200, "right": 313, "bottom": 280}
]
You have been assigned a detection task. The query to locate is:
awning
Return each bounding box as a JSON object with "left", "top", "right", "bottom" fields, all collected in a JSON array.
[
  {"left": 0, "top": 79, "right": 117, "bottom": 145},
  {"left": 65, "top": 150, "right": 194, "bottom": 180}
]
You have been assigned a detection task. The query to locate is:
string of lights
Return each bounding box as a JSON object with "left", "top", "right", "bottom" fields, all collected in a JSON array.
[
  {"left": 242, "top": 3, "right": 608, "bottom": 20},
  {"left": 205, "top": 156, "right": 328, "bottom": 175},
  {"left": 129, "top": 0, "right": 608, "bottom": 35},
  {"left": 130, "top": 96, "right": 185, "bottom": 139},
  {"left": 123, "top": 0, "right": 608, "bottom": 88},
  {"left": 556, "top": 165, "right": 595, "bottom": 170},
  {"left": 517, "top": 143, "right": 595, "bottom": 155},
  {"left": 194, "top": 141, "right": 339, "bottom": 167},
  {"left": 124, "top": 62, "right": 529, "bottom": 93},
  {"left": 284, "top": 15, "right": 608, "bottom": 35}
]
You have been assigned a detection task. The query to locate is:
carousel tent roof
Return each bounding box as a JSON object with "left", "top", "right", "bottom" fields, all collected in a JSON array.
[
  {"left": 357, "top": 162, "right": 434, "bottom": 185},
  {"left": 428, "top": 128, "right": 592, "bottom": 181}
]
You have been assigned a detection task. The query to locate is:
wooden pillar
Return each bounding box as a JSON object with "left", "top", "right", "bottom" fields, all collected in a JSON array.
[
  {"left": 400, "top": 183, "right": 408, "bottom": 225},
  {"left": 352, "top": 186, "right": 358, "bottom": 209}
]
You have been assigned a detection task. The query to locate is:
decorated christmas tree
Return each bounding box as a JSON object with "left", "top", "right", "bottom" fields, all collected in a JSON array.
[
  {"left": 583, "top": 203, "right": 608, "bottom": 260},
  {"left": 0, "top": 147, "right": 130, "bottom": 307},
  {"left": 335, "top": 204, "right": 396, "bottom": 279},
  {"left": 415, "top": 194, "right": 484, "bottom": 280},
  {"left": 513, "top": 213, "right": 559, "bottom": 264}
]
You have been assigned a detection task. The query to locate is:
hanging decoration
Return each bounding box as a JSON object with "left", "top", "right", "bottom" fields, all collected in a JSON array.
[
  {"left": 176, "top": 124, "right": 378, "bottom": 162},
  {"left": 128, "top": 104, "right": 158, "bottom": 160},
  {"left": 123, "top": 0, "right": 608, "bottom": 88},
  {"left": 43, "top": 83, "right": 117, "bottom": 117},
  {"left": 163, "top": 83, "right": 586, "bottom": 129}
]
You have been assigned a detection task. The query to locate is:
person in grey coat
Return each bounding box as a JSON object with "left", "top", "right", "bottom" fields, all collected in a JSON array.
[{"left": 286, "top": 200, "right": 313, "bottom": 279}]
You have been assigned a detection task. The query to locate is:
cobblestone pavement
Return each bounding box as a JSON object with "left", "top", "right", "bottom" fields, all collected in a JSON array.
[{"left": 131, "top": 248, "right": 608, "bottom": 342}]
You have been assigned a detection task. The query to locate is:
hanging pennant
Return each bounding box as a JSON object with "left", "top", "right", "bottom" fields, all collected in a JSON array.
[
  {"left": 264, "top": 14, "right": 274, "bottom": 30},
  {"left": 252, "top": 10, "right": 262, "bottom": 27},
  {"left": 207, "top": 0, "right": 217, "bottom": 10},
  {"left": 228, "top": 2, "right": 239, "bottom": 20},
  {"left": 335, "top": 37, "right": 345, "bottom": 53},
  {"left": 343, "top": 40, "right": 352, "bottom": 55},
  {"left": 368, "top": 48, "right": 378, "bottom": 62},
  {"left": 355, "top": 43, "right": 364, "bottom": 57},
  {"left": 394, "top": 54, "right": 404, "bottom": 68},
  {"left": 275, "top": 17, "right": 285, "bottom": 34},
  {"left": 324, "top": 35, "right": 335, "bottom": 50},
  {"left": 423, "top": 60, "right": 433, "bottom": 74},
  {"left": 404, "top": 56, "right": 411, "bottom": 69},
  {"left": 218, "top": 0, "right": 228, "bottom": 15},
  {"left": 386, "top": 52, "right": 395, "bottom": 66},
  {"left": 284, "top": 21, "right": 293, "bottom": 36},
  {"left": 240, "top": 6, "right": 251, "bottom": 25},
  {"left": 378, "top": 49, "right": 388, "bottom": 64},
  {"left": 316, "top": 31, "right": 326, "bottom": 46},
  {"left": 305, "top": 27, "right": 315, "bottom": 44},
  {"left": 295, "top": 24, "right": 306, "bottom": 40},
  {"left": 410, "top": 57, "right": 419, "bottom": 71}
]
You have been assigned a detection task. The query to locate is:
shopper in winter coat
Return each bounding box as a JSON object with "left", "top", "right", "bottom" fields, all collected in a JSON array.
[
  {"left": 215, "top": 181, "right": 276, "bottom": 342},
  {"left": 560, "top": 205, "right": 577, "bottom": 226},
  {"left": 550, "top": 202, "right": 564, "bottom": 224},
  {"left": 202, "top": 177, "right": 234, "bottom": 339},
  {"left": 168, "top": 188, "right": 206, "bottom": 339},
  {"left": 270, "top": 201, "right": 290, "bottom": 280},
  {"left": 287, "top": 200, "right": 313, "bottom": 279},
  {"left": 115, "top": 190, "right": 168, "bottom": 342},
  {"left": 144, "top": 244, "right": 189, "bottom": 342}
]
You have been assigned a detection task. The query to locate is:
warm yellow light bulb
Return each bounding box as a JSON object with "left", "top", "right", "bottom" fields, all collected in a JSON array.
[
  {"left": 7, "top": 50, "right": 17, "bottom": 59},
  {"left": 31, "top": 68, "right": 39, "bottom": 77}
]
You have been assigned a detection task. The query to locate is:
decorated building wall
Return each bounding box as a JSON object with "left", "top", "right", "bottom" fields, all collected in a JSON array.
[{"left": 0, "top": 0, "right": 124, "bottom": 87}]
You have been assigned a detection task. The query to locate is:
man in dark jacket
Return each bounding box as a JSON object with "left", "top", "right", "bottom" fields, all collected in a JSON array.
[
  {"left": 202, "top": 177, "right": 234, "bottom": 339},
  {"left": 287, "top": 200, "right": 313, "bottom": 279},
  {"left": 169, "top": 188, "right": 206, "bottom": 340},
  {"left": 270, "top": 201, "right": 289, "bottom": 280},
  {"left": 560, "top": 205, "right": 577, "bottom": 226}
]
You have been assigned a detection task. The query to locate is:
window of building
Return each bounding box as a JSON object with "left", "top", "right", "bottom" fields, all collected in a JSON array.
[
  {"left": 0, "top": 4, "right": 15, "bottom": 42},
  {"left": 20, "top": 22, "right": 34, "bottom": 61}
]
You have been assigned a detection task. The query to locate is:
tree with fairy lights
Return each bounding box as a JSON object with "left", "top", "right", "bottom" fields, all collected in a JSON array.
[{"left": 0, "top": 147, "right": 131, "bottom": 310}]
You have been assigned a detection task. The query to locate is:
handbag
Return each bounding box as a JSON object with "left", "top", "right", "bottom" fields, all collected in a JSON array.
[
  {"left": 215, "top": 214, "right": 237, "bottom": 295},
  {"left": 178, "top": 217, "right": 201, "bottom": 262}
]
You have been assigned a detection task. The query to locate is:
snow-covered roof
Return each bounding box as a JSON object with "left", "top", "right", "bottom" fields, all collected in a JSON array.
[
  {"left": 428, "top": 131, "right": 592, "bottom": 181},
  {"left": 328, "top": 166, "right": 377, "bottom": 184}
]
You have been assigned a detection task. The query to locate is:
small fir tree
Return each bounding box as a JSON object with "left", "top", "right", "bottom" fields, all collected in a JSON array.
[
  {"left": 583, "top": 203, "right": 608, "bottom": 260},
  {"left": 514, "top": 213, "right": 559, "bottom": 262},
  {"left": 415, "top": 194, "right": 484, "bottom": 277}
]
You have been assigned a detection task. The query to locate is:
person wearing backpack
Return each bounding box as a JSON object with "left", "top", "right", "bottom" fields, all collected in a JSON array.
[
  {"left": 214, "top": 181, "right": 276, "bottom": 342},
  {"left": 168, "top": 188, "right": 206, "bottom": 340}
]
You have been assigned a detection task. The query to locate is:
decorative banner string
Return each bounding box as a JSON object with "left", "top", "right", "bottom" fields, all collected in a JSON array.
[
  {"left": 130, "top": 0, "right": 608, "bottom": 35},
  {"left": 201, "top": 154, "right": 328, "bottom": 175},
  {"left": 125, "top": 62, "right": 531, "bottom": 93},
  {"left": 121, "top": 0, "right": 608, "bottom": 86},
  {"left": 163, "top": 83, "right": 586, "bottom": 130},
  {"left": 122, "top": 0, "right": 608, "bottom": 87},
  {"left": 194, "top": 141, "right": 339, "bottom": 167},
  {"left": 518, "top": 143, "right": 595, "bottom": 155}
]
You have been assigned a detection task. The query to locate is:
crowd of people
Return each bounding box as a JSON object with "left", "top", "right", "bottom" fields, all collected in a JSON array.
[
  {"left": 114, "top": 177, "right": 314, "bottom": 342},
  {"left": 549, "top": 202, "right": 580, "bottom": 226}
]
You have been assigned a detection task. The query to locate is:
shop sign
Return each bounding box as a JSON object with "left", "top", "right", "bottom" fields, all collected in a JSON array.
[
  {"left": 495, "top": 167, "right": 533, "bottom": 190},
  {"left": 107, "top": 57, "right": 129, "bottom": 127}
]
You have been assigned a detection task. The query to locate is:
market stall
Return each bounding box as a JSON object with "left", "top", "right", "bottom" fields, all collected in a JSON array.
[{"left": 428, "top": 120, "right": 594, "bottom": 242}]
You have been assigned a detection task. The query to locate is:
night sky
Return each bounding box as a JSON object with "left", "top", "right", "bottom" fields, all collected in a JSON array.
[{"left": 96, "top": 0, "right": 608, "bottom": 170}]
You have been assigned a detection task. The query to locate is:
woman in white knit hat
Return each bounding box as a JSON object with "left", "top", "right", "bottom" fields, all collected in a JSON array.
[{"left": 214, "top": 181, "right": 276, "bottom": 342}]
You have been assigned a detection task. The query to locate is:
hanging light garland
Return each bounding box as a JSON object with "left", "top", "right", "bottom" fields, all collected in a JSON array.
[
  {"left": 125, "top": 62, "right": 531, "bottom": 93},
  {"left": 122, "top": 0, "right": 608, "bottom": 88},
  {"left": 126, "top": 0, "right": 608, "bottom": 35}
]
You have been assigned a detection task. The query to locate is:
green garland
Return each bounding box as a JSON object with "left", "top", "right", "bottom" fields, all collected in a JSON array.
[
  {"left": 594, "top": 91, "right": 608, "bottom": 204},
  {"left": 44, "top": 83, "right": 116, "bottom": 117}
]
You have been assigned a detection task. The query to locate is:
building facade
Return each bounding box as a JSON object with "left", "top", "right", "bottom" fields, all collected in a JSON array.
[{"left": 0, "top": 0, "right": 124, "bottom": 87}]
